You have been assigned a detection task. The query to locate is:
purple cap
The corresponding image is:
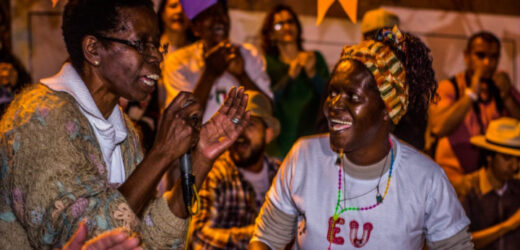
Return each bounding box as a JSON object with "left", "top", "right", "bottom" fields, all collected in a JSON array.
[{"left": 180, "top": 0, "right": 218, "bottom": 20}]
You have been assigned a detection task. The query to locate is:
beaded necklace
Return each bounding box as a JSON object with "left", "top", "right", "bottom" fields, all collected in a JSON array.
[{"left": 328, "top": 138, "right": 395, "bottom": 249}]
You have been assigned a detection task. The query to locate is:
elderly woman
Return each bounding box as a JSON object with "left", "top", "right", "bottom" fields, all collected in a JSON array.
[
  {"left": 250, "top": 28, "right": 474, "bottom": 249},
  {"left": 260, "top": 4, "right": 330, "bottom": 158},
  {"left": 0, "top": 0, "right": 248, "bottom": 249}
]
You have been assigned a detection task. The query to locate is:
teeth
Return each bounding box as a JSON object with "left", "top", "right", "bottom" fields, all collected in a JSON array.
[
  {"left": 331, "top": 119, "right": 352, "bottom": 125},
  {"left": 143, "top": 78, "right": 155, "bottom": 87},
  {"left": 146, "top": 74, "right": 159, "bottom": 80}
]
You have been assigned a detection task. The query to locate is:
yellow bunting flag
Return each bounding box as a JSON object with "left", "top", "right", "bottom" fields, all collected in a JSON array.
[
  {"left": 51, "top": 0, "right": 59, "bottom": 8},
  {"left": 338, "top": 0, "right": 358, "bottom": 24},
  {"left": 316, "top": 0, "right": 358, "bottom": 25},
  {"left": 316, "top": 0, "right": 335, "bottom": 25}
]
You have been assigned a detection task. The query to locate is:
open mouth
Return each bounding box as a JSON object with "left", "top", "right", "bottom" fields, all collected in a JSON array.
[
  {"left": 329, "top": 118, "right": 352, "bottom": 132},
  {"left": 170, "top": 14, "right": 185, "bottom": 23},
  {"left": 142, "top": 74, "right": 159, "bottom": 87},
  {"left": 233, "top": 137, "right": 250, "bottom": 149},
  {"left": 212, "top": 23, "right": 226, "bottom": 36}
]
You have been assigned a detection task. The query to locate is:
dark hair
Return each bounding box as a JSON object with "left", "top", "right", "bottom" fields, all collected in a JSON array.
[
  {"left": 157, "top": 0, "right": 169, "bottom": 34},
  {"left": 465, "top": 31, "right": 501, "bottom": 53},
  {"left": 260, "top": 4, "right": 303, "bottom": 57},
  {"left": 383, "top": 32, "right": 437, "bottom": 149},
  {"left": 157, "top": 0, "right": 196, "bottom": 42},
  {"left": 62, "top": 0, "right": 154, "bottom": 71}
]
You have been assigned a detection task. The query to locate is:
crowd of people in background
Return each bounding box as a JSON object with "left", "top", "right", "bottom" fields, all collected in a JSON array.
[{"left": 0, "top": 0, "right": 519, "bottom": 249}]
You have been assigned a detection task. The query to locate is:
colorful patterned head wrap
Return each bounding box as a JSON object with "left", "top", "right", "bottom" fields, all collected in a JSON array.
[{"left": 339, "top": 26, "right": 408, "bottom": 124}]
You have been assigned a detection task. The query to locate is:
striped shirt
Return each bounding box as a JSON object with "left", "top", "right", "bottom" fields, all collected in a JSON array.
[{"left": 191, "top": 152, "right": 280, "bottom": 249}]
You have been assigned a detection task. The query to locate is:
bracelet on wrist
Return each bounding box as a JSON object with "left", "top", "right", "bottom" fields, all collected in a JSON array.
[{"left": 465, "top": 89, "right": 478, "bottom": 102}]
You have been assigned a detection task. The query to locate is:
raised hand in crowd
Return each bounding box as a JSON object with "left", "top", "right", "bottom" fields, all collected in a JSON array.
[
  {"left": 287, "top": 51, "right": 316, "bottom": 79},
  {"left": 203, "top": 41, "right": 232, "bottom": 77},
  {"left": 226, "top": 45, "right": 246, "bottom": 78},
  {"left": 192, "top": 86, "right": 250, "bottom": 178},
  {"left": 203, "top": 40, "right": 245, "bottom": 78},
  {"left": 298, "top": 51, "right": 317, "bottom": 77},
  {"left": 493, "top": 71, "right": 512, "bottom": 100}
]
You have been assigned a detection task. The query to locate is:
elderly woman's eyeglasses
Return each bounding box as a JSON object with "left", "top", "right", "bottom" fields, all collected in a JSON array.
[
  {"left": 273, "top": 19, "right": 296, "bottom": 31},
  {"left": 95, "top": 35, "right": 168, "bottom": 57}
]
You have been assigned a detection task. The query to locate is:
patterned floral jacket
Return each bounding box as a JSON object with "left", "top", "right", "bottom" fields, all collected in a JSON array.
[{"left": 0, "top": 84, "right": 187, "bottom": 249}]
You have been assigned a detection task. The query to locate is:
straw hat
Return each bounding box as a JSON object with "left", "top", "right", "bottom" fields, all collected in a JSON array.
[
  {"left": 361, "top": 9, "right": 400, "bottom": 34},
  {"left": 244, "top": 90, "right": 280, "bottom": 138},
  {"left": 470, "top": 117, "right": 520, "bottom": 157}
]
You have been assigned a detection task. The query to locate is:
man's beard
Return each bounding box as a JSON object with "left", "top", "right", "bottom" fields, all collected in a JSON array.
[{"left": 231, "top": 140, "right": 265, "bottom": 168}]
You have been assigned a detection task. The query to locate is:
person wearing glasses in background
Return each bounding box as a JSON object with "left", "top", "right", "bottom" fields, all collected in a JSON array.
[
  {"left": 428, "top": 31, "right": 520, "bottom": 189},
  {"left": 0, "top": 0, "right": 250, "bottom": 248},
  {"left": 260, "top": 4, "right": 330, "bottom": 158}
]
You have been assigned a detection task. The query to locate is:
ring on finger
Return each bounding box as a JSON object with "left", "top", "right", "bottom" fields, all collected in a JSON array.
[{"left": 231, "top": 117, "right": 240, "bottom": 125}]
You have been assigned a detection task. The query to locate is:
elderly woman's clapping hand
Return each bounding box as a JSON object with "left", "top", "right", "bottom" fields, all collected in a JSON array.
[{"left": 195, "top": 86, "right": 249, "bottom": 164}]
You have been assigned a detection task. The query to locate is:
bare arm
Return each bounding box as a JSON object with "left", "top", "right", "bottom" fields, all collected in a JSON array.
[
  {"left": 193, "top": 71, "right": 219, "bottom": 113},
  {"left": 430, "top": 71, "right": 482, "bottom": 137},
  {"left": 430, "top": 94, "right": 475, "bottom": 137},
  {"left": 192, "top": 41, "right": 231, "bottom": 112},
  {"left": 169, "top": 87, "right": 250, "bottom": 218},
  {"left": 471, "top": 208, "right": 520, "bottom": 249},
  {"left": 118, "top": 92, "right": 200, "bottom": 217}
]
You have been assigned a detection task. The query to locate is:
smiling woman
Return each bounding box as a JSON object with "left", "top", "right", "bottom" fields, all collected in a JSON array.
[
  {"left": 260, "top": 4, "right": 330, "bottom": 158},
  {"left": 250, "top": 27, "right": 474, "bottom": 250},
  {"left": 0, "top": 0, "right": 249, "bottom": 249}
]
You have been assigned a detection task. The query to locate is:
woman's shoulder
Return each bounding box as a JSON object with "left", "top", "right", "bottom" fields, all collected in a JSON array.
[
  {"left": 394, "top": 138, "right": 443, "bottom": 175},
  {"left": 285, "top": 133, "right": 334, "bottom": 162},
  {"left": 1, "top": 83, "right": 81, "bottom": 133},
  {"left": 293, "top": 133, "right": 330, "bottom": 150}
]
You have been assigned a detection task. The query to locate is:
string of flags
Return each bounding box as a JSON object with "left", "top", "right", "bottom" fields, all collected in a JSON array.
[{"left": 49, "top": 0, "right": 358, "bottom": 26}]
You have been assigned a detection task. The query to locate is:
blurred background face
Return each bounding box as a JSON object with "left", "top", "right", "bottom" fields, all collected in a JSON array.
[
  {"left": 490, "top": 152, "right": 519, "bottom": 183},
  {"left": 0, "top": 62, "right": 17, "bottom": 87},
  {"left": 271, "top": 10, "right": 298, "bottom": 45},
  {"left": 230, "top": 116, "right": 267, "bottom": 167},
  {"left": 324, "top": 60, "right": 387, "bottom": 153},
  {"left": 192, "top": 3, "right": 230, "bottom": 48},
  {"left": 465, "top": 37, "right": 499, "bottom": 79},
  {"left": 161, "top": 0, "right": 188, "bottom": 33}
]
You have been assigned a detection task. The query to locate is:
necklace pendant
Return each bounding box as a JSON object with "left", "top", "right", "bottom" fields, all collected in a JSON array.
[{"left": 376, "top": 194, "right": 383, "bottom": 204}]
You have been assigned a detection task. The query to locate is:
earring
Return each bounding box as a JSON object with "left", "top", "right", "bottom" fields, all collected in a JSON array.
[{"left": 94, "top": 61, "right": 99, "bottom": 66}]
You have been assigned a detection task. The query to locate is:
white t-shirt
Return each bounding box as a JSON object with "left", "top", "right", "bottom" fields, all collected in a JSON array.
[
  {"left": 161, "top": 41, "right": 273, "bottom": 122},
  {"left": 238, "top": 161, "right": 270, "bottom": 207},
  {"left": 266, "top": 134, "right": 469, "bottom": 249}
]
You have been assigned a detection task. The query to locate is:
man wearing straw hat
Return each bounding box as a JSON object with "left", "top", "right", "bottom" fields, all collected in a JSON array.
[
  {"left": 458, "top": 117, "right": 520, "bottom": 249},
  {"left": 190, "top": 90, "right": 281, "bottom": 249}
]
